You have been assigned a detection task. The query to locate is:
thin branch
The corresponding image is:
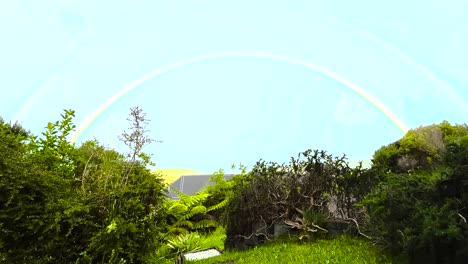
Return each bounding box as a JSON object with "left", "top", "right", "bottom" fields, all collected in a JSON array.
[
  {"left": 81, "top": 151, "right": 96, "bottom": 192},
  {"left": 458, "top": 213, "right": 467, "bottom": 223},
  {"left": 338, "top": 208, "right": 372, "bottom": 239}
]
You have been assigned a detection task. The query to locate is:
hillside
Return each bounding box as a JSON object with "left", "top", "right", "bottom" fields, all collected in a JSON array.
[{"left": 153, "top": 168, "right": 206, "bottom": 184}]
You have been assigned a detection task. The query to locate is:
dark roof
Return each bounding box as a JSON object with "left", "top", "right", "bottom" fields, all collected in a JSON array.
[{"left": 167, "top": 174, "right": 234, "bottom": 199}]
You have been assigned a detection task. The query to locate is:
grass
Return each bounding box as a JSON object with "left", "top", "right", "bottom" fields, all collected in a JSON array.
[
  {"left": 153, "top": 168, "right": 206, "bottom": 184},
  {"left": 185, "top": 235, "right": 406, "bottom": 264},
  {"left": 156, "top": 228, "right": 406, "bottom": 264},
  {"left": 199, "top": 227, "right": 227, "bottom": 250}
]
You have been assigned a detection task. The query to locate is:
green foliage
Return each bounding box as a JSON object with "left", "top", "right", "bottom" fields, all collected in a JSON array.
[
  {"left": 373, "top": 123, "right": 449, "bottom": 174},
  {"left": 199, "top": 226, "right": 227, "bottom": 250},
  {"left": 400, "top": 125, "right": 445, "bottom": 158},
  {"left": 163, "top": 167, "right": 249, "bottom": 240},
  {"left": 203, "top": 166, "right": 251, "bottom": 223},
  {"left": 155, "top": 226, "right": 227, "bottom": 262},
  {"left": 167, "top": 232, "right": 203, "bottom": 255},
  {"left": 29, "top": 109, "right": 78, "bottom": 178},
  {"left": 335, "top": 162, "right": 377, "bottom": 219},
  {"left": 0, "top": 108, "right": 167, "bottom": 263},
  {"left": 3, "top": 109, "right": 467, "bottom": 264},
  {"left": 0, "top": 110, "right": 94, "bottom": 263},
  {"left": 204, "top": 169, "right": 234, "bottom": 211},
  {"left": 372, "top": 144, "right": 400, "bottom": 172},
  {"left": 363, "top": 121, "right": 468, "bottom": 263},
  {"left": 164, "top": 188, "right": 225, "bottom": 237}
]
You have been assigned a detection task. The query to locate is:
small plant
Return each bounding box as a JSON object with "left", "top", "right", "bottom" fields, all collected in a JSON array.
[
  {"left": 284, "top": 209, "right": 328, "bottom": 241},
  {"left": 167, "top": 233, "right": 203, "bottom": 256}
]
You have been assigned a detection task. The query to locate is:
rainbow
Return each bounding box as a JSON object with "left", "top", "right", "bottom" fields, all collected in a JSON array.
[
  {"left": 70, "top": 52, "right": 408, "bottom": 143},
  {"left": 325, "top": 17, "right": 468, "bottom": 113}
]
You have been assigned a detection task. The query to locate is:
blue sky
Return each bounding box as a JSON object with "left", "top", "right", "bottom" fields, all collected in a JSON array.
[{"left": 1, "top": 0, "right": 467, "bottom": 173}]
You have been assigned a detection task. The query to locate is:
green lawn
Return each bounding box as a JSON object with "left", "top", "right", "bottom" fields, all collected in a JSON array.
[{"left": 184, "top": 236, "right": 406, "bottom": 264}]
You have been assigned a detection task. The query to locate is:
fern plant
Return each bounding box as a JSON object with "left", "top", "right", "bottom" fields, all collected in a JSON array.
[{"left": 164, "top": 187, "right": 228, "bottom": 237}]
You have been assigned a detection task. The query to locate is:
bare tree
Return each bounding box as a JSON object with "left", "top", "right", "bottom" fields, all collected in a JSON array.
[{"left": 119, "top": 106, "right": 162, "bottom": 182}]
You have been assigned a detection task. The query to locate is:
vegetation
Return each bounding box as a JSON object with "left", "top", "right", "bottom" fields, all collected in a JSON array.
[
  {"left": 1, "top": 108, "right": 167, "bottom": 263},
  {"left": 1, "top": 108, "right": 467, "bottom": 263},
  {"left": 223, "top": 149, "right": 374, "bottom": 247},
  {"left": 186, "top": 235, "right": 405, "bottom": 264},
  {"left": 361, "top": 122, "right": 468, "bottom": 263}
]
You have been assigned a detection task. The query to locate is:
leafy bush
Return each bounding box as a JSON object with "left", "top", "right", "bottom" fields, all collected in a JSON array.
[
  {"left": 76, "top": 107, "right": 167, "bottom": 263},
  {"left": 0, "top": 108, "right": 168, "bottom": 263},
  {"left": 363, "top": 121, "right": 468, "bottom": 263},
  {"left": 0, "top": 110, "right": 96, "bottom": 263},
  {"left": 223, "top": 149, "right": 371, "bottom": 244}
]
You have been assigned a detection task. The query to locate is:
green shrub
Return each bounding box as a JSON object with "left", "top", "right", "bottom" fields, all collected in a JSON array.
[
  {"left": 0, "top": 110, "right": 95, "bottom": 263},
  {"left": 363, "top": 121, "right": 468, "bottom": 263},
  {"left": 223, "top": 149, "right": 372, "bottom": 243},
  {"left": 0, "top": 109, "right": 168, "bottom": 263}
]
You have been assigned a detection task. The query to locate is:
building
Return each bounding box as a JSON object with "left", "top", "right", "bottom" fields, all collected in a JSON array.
[{"left": 167, "top": 174, "right": 235, "bottom": 199}]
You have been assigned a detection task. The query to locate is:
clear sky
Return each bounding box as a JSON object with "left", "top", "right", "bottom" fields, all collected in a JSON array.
[{"left": 1, "top": 0, "right": 467, "bottom": 173}]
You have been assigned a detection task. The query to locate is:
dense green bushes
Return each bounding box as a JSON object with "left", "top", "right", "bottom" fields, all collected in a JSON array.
[
  {"left": 362, "top": 122, "right": 468, "bottom": 263},
  {"left": 0, "top": 109, "right": 167, "bottom": 263},
  {"left": 1, "top": 111, "right": 92, "bottom": 262},
  {"left": 1, "top": 109, "right": 467, "bottom": 264}
]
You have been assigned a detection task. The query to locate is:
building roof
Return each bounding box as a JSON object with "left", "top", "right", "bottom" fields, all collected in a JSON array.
[{"left": 167, "top": 174, "right": 234, "bottom": 199}]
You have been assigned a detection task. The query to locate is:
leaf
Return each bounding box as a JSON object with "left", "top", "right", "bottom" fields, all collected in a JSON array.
[
  {"left": 193, "top": 219, "right": 217, "bottom": 229},
  {"left": 167, "top": 203, "right": 189, "bottom": 217},
  {"left": 185, "top": 205, "right": 207, "bottom": 219},
  {"left": 207, "top": 199, "right": 229, "bottom": 212}
]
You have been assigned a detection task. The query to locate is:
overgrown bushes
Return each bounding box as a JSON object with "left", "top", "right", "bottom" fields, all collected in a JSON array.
[
  {"left": 0, "top": 108, "right": 167, "bottom": 263},
  {"left": 362, "top": 122, "right": 468, "bottom": 264},
  {"left": 1, "top": 109, "right": 467, "bottom": 264},
  {"left": 220, "top": 122, "right": 468, "bottom": 263},
  {"left": 223, "top": 149, "right": 375, "bottom": 247}
]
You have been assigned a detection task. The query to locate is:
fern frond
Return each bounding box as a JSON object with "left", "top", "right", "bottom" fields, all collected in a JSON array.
[
  {"left": 165, "top": 226, "right": 190, "bottom": 237},
  {"left": 193, "top": 219, "right": 218, "bottom": 229},
  {"left": 167, "top": 203, "right": 189, "bottom": 217},
  {"left": 184, "top": 192, "right": 209, "bottom": 207},
  {"left": 169, "top": 186, "right": 190, "bottom": 200},
  {"left": 174, "top": 219, "right": 194, "bottom": 229},
  {"left": 182, "top": 205, "right": 207, "bottom": 220},
  {"left": 207, "top": 198, "right": 229, "bottom": 212}
]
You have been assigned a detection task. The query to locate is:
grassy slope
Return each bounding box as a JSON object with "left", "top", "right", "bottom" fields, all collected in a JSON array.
[
  {"left": 153, "top": 168, "right": 207, "bottom": 184},
  {"left": 186, "top": 236, "right": 406, "bottom": 264}
]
